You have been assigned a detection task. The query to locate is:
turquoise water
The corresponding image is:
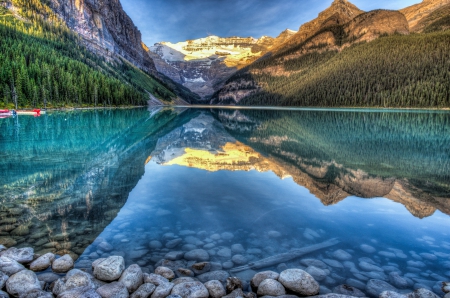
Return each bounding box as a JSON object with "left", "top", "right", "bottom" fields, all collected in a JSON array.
[{"left": 0, "top": 108, "right": 449, "bottom": 296}]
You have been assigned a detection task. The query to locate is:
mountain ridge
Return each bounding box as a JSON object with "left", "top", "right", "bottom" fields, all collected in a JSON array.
[{"left": 148, "top": 29, "right": 297, "bottom": 101}]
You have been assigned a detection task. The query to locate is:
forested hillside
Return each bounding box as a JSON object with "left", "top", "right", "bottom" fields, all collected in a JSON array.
[
  {"left": 0, "top": 0, "right": 191, "bottom": 108},
  {"left": 214, "top": 30, "right": 450, "bottom": 108},
  {"left": 210, "top": 0, "right": 450, "bottom": 108}
]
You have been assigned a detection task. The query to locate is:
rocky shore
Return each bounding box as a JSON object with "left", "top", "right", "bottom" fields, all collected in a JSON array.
[{"left": 0, "top": 244, "right": 449, "bottom": 298}]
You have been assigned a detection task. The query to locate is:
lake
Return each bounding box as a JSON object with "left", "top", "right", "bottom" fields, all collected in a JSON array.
[{"left": 1, "top": 107, "right": 449, "bottom": 296}]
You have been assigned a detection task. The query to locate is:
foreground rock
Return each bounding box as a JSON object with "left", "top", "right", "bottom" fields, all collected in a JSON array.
[
  {"left": 6, "top": 269, "right": 41, "bottom": 297},
  {"left": 0, "top": 256, "right": 25, "bottom": 275},
  {"left": 30, "top": 253, "right": 55, "bottom": 271},
  {"left": 171, "top": 281, "right": 209, "bottom": 298},
  {"left": 204, "top": 280, "right": 226, "bottom": 298},
  {"left": 130, "top": 283, "right": 156, "bottom": 298},
  {"left": 94, "top": 256, "right": 125, "bottom": 281},
  {"left": 366, "top": 279, "right": 397, "bottom": 297},
  {"left": 52, "top": 254, "right": 74, "bottom": 273},
  {"left": 257, "top": 279, "right": 286, "bottom": 296},
  {"left": 97, "top": 281, "right": 129, "bottom": 298},
  {"left": 279, "top": 269, "right": 320, "bottom": 296},
  {"left": 251, "top": 271, "right": 279, "bottom": 288},
  {"left": 120, "top": 264, "right": 144, "bottom": 293},
  {"left": 0, "top": 247, "right": 34, "bottom": 264}
]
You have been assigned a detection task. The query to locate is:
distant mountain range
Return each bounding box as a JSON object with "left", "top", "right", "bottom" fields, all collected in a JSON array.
[
  {"left": 0, "top": 0, "right": 449, "bottom": 108},
  {"left": 150, "top": 0, "right": 450, "bottom": 107}
]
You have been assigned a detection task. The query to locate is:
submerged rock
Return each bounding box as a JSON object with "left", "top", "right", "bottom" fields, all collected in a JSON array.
[
  {"left": 197, "top": 271, "right": 230, "bottom": 284},
  {"left": 306, "top": 266, "right": 328, "bottom": 281},
  {"left": 332, "top": 250, "right": 352, "bottom": 261},
  {"left": 365, "top": 279, "right": 397, "bottom": 297},
  {"left": 360, "top": 244, "right": 376, "bottom": 254},
  {"left": 300, "top": 258, "right": 328, "bottom": 269},
  {"left": 333, "top": 284, "right": 365, "bottom": 297},
  {"left": 184, "top": 250, "right": 209, "bottom": 262}
]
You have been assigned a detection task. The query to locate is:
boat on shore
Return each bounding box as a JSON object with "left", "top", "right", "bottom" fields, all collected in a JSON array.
[{"left": 0, "top": 109, "right": 44, "bottom": 117}]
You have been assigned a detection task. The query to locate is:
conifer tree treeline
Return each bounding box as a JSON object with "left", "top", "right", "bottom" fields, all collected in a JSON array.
[
  {"left": 0, "top": 0, "right": 178, "bottom": 108},
  {"left": 229, "top": 31, "right": 450, "bottom": 108}
]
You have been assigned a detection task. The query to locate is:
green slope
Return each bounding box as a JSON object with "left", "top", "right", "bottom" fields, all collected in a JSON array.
[
  {"left": 216, "top": 30, "right": 450, "bottom": 108},
  {"left": 0, "top": 0, "right": 189, "bottom": 108}
]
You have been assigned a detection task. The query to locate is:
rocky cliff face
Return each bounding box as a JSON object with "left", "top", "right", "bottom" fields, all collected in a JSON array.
[
  {"left": 400, "top": 0, "right": 450, "bottom": 32},
  {"left": 149, "top": 31, "right": 297, "bottom": 101},
  {"left": 48, "top": 0, "right": 156, "bottom": 72},
  {"left": 274, "top": 0, "right": 363, "bottom": 52}
]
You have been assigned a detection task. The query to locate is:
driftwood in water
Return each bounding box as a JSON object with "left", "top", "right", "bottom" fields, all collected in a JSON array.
[{"left": 230, "top": 238, "right": 340, "bottom": 273}]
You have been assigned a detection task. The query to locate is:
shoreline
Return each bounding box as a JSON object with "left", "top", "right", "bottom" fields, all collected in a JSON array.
[{"left": 1, "top": 245, "right": 448, "bottom": 298}]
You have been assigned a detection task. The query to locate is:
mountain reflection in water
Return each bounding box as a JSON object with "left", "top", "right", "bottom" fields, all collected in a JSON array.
[{"left": 0, "top": 107, "right": 449, "bottom": 296}]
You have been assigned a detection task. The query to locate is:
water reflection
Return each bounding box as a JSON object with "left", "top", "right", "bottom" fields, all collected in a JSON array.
[{"left": 1, "top": 108, "right": 449, "bottom": 296}]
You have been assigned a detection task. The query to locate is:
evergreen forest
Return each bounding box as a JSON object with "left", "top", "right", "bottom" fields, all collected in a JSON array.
[
  {"left": 0, "top": 0, "right": 184, "bottom": 109},
  {"left": 227, "top": 30, "right": 450, "bottom": 108}
]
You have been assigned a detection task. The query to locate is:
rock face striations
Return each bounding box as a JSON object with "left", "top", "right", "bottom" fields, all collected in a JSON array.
[
  {"left": 400, "top": 0, "right": 450, "bottom": 32},
  {"left": 48, "top": 0, "right": 156, "bottom": 72},
  {"left": 149, "top": 31, "right": 297, "bottom": 101}
]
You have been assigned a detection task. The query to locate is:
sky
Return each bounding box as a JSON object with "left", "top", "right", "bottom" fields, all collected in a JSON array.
[{"left": 120, "top": 0, "right": 420, "bottom": 46}]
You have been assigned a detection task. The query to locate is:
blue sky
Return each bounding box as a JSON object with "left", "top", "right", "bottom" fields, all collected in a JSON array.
[{"left": 120, "top": 0, "right": 420, "bottom": 46}]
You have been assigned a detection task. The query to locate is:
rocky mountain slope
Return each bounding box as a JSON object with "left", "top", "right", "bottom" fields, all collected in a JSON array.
[
  {"left": 210, "top": 0, "right": 449, "bottom": 107},
  {"left": 400, "top": 0, "right": 450, "bottom": 32},
  {"left": 48, "top": 0, "right": 155, "bottom": 73},
  {"left": 149, "top": 31, "right": 297, "bottom": 101}
]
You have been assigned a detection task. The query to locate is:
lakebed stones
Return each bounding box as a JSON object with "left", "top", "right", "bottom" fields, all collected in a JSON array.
[
  {"left": 6, "top": 269, "right": 41, "bottom": 297},
  {"left": 0, "top": 256, "right": 25, "bottom": 275},
  {"left": 0, "top": 247, "right": 34, "bottom": 264},
  {"left": 119, "top": 264, "right": 144, "bottom": 293},
  {"left": 204, "top": 280, "right": 226, "bottom": 298},
  {"left": 96, "top": 281, "right": 129, "bottom": 298},
  {"left": 251, "top": 271, "right": 280, "bottom": 288},
  {"left": 94, "top": 256, "right": 125, "bottom": 281},
  {"left": 156, "top": 266, "right": 175, "bottom": 280},
  {"left": 30, "top": 253, "right": 55, "bottom": 271},
  {"left": 366, "top": 279, "right": 398, "bottom": 297},
  {"left": 171, "top": 281, "right": 209, "bottom": 298},
  {"left": 360, "top": 244, "right": 377, "bottom": 254},
  {"left": 52, "top": 254, "right": 74, "bottom": 273},
  {"left": 152, "top": 282, "right": 174, "bottom": 298},
  {"left": 279, "top": 269, "right": 320, "bottom": 296},
  {"left": 257, "top": 279, "right": 286, "bottom": 296},
  {"left": 131, "top": 283, "right": 156, "bottom": 298},
  {"left": 184, "top": 250, "right": 209, "bottom": 262},
  {"left": 197, "top": 271, "right": 230, "bottom": 284}
]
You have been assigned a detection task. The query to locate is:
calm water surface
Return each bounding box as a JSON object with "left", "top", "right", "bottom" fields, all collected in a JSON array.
[{"left": 1, "top": 108, "right": 449, "bottom": 295}]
